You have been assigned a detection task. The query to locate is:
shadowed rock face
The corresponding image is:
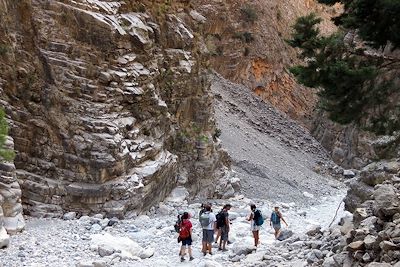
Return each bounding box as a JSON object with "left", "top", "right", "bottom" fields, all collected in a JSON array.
[{"left": 0, "top": 0, "right": 227, "bottom": 220}]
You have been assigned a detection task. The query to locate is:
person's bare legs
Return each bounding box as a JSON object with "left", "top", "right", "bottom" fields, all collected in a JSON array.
[
  {"left": 252, "top": 231, "right": 259, "bottom": 246},
  {"left": 274, "top": 228, "right": 281, "bottom": 239},
  {"left": 207, "top": 243, "right": 212, "bottom": 254},
  {"left": 188, "top": 246, "right": 193, "bottom": 260},
  {"left": 202, "top": 241, "right": 207, "bottom": 254},
  {"left": 215, "top": 228, "right": 221, "bottom": 244}
]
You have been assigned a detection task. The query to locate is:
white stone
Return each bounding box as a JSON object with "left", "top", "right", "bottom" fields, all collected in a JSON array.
[
  {"left": 343, "top": 169, "right": 356, "bottom": 178},
  {"left": 76, "top": 262, "right": 93, "bottom": 267},
  {"left": 165, "top": 186, "right": 189, "bottom": 203},
  {"left": 91, "top": 233, "right": 154, "bottom": 259},
  {"left": 189, "top": 10, "right": 207, "bottom": 23},
  {"left": 303, "top": 192, "right": 314, "bottom": 198},
  {"left": 63, "top": 212, "right": 77, "bottom": 220},
  {"left": 3, "top": 213, "right": 25, "bottom": 233},
  {"left": 0, "top": 227, "right": 10, "bottom": 248}
]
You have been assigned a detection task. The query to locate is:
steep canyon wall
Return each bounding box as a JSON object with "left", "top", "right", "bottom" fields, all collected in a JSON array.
[{"left": 0, "top": 0, "right": 228, "bottom": 228}]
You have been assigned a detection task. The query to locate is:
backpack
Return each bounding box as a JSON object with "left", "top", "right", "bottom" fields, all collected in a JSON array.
[
  {"left": 179, "top": 221, "right": 190, "bottom": 239},
  {"left": 216, "top": 211, "right": 226, "bottom": 227},
  {"left": 200, "top": 212, "right": 211, "bottom": 228},
  {"left": 174, "top": 215, "right": 182, "bottom": 233},
  {"left": 254, "top": 209, "right": 264, "bottom": 226},
  {"left": 271, "top": 211, "right": 280, "bottom": 224}
]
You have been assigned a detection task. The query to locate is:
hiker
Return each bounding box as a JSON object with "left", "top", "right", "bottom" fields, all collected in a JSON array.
[
  {"left": 178, "top": 212, "right": 194, "bottom": 262},
  {"left": 270, "top": 206, "right": 288, "bottom": 239},
  {"left": 247, "top": 204, "right": 264, "bottom": 247},
  {"left": 216, "top": 204, "right": 231, "bottom": 251},
  {"left": 199, "top": 204, "right": 216, "bottom": 255},
  {"left": 199, "top": 203, "right": 211, "bottom": 221}
]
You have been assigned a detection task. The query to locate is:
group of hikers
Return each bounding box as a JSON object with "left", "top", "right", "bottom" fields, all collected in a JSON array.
[{"left": 175, "top": 203, "right": 288, "bottom": 262}]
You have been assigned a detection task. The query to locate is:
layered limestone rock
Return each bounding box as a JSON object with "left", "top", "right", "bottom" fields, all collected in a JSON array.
[
  {"left": 0, "top": 136, "right": 25, "bottom": 236},
  {"left": 0, "top": 0, "right": 228, "bottom": 218}
]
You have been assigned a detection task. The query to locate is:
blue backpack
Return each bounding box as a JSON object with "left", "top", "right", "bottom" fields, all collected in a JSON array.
[
  {"left": 271, "top": 211, "right": 280, "bottom": 224},
  {"left": 254, "top": 210, "right": 264, "bottom": 226}
]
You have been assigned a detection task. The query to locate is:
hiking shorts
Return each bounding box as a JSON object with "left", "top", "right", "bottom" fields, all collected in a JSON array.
[
  {"left": 202, "top": 229, "right": 214, "bottom": 243},
  {"left": 220, "top": 225, "right": 229, "bottom": 241},
  {"left": 272, "top": 223, "right": 281, "bottom": 230},
  {"left": 181, "top": 237, "right": 192, "bottom": 246},
  {"left": 251, "top": 223, "right": 260, "bottom": 232}
]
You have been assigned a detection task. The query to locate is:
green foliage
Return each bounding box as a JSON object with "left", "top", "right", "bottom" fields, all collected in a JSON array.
[
  {"left": 317, "top": 0, "right": 400, "bottom": 49},
  {"left": 0, "top": 44, "right": 9, "bottom": 57},
  {"left": 0, "top": 109, "right": 15, "bottom": 161},
  {"left": 276, "top": 9, "right": 282, "bottom": 21},
  {"left": 286, "top": 13, "right": 322, "bottom": 59},
  {"left": 288, "top": 14, "right": 378, "bottom": 124},
  {"left": 233, "top": 32, "right": 255, "bottom": 43},
  {"left": 198, "top": 135, "right": 209, "bottom": 143},
  {"left": 240, "top": 5, "right": 258, "bottom": 23}
]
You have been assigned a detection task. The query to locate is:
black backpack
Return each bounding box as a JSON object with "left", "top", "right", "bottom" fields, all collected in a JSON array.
[
  {"left": 174, "top": 214, "right": 182, "bottom": 233},
  {"left": 216, "top": 211, "right": 226, "bottom": 227}
]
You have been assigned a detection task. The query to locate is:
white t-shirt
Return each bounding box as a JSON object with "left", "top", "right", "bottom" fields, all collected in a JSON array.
[{"left": 203, "top": 212, "right": 216, "bottom": 230}]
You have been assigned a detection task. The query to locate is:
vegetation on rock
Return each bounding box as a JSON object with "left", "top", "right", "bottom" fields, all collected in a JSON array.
[
  {"left": 0, "top": 109, "right": 15, "bottom": 161},
  {"left": 288, "top": 2, "right": 400, "bottom": 134}
]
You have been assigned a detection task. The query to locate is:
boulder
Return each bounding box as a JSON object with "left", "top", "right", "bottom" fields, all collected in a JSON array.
[
  {"left": 322, "top": 256, "right": 338, "bottom": 267},
  {"left": 343, "top": 170, "right": 356, "bottom": 178},
  {"left": 231, "top": 244, "right": 256, "bottom": 256},
  {"left": 98, "top": 244, "right": 115, "bottom": 257},
  {"left": 189, "top": 10, "right": 207, "bottom": 24},
  {"left": 364, "top": 235, "right": 377, "bottom": 249},
  {"left": 366, "top": 263, "right": 392, "bottom": 267},
  {"left": 307, "top": 226, "right": 322, "bottom": 236},
  {"left": 63, "top": 212, "right": 77, "bottom": 220},
  {"left": 347, "top": 241, "right": 364, "bottom": 251},
  {"left": 92, "top": 261, "right": 108, "bottom": 267},
  {"left": 380, "top": 240, "right": 399, "bottom": 251},
  {"left": 373, "top": 184, "right": 400, "bottom": 218},
  {"left": 91, "top": 233, "right": 154, "bottom": 259},
  {"left": 362, "top": 252, "right": 371, "bottom": 263},
  {"left": 0, "top": 227, "right": 10, "bottom": 248},
  {"left": 277, "top": 230, "right": 294, "bottom": 241}
]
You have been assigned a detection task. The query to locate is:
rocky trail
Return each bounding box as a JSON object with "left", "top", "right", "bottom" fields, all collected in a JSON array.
[
  {"left": 0, "top": 76, "right": 350, "bottom": 267},
  {"left": 0, "top": 192, "right": 348, "bottom": 267}
]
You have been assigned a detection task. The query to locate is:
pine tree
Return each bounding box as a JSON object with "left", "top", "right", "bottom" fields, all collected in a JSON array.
[
  {"left": 0, "top": 108, "right": 15, "bottom": 161},
  {"left": 287, "top": 14, "right": 377, "bottom": 124},
  {"left": 317, "top": 0, "right": 400, "bottom": 49}
]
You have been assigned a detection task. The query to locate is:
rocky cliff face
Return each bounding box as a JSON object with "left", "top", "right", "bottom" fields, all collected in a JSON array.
[
  {"left": 194, "top": 0, "right": 340, "bottom": 123},
  {"left": 0, "top": 0, "right": 228, "bottom": 222}
]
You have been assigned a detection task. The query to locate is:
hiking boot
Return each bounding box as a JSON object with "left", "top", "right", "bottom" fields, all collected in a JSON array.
[
  {"left": 218, "top": 247, "right": 222, "bottom": 251},
  {"left": 209, "top": 252, "right": 213, "bottom": 255},
  {"left": 189, "top": 256, "right": 194, "bottom": 261},
  {"left": 180, "top": 257, "right": 185, "bottom": 262},
  {"left": 203, "top": 252, "right": 207, "bottom": 256},
  {"left": 227, "top": 240, "right": 233, "bottom": 245},
  {"left": 221, "top": 248, "right": 228, "bottom": 252}
]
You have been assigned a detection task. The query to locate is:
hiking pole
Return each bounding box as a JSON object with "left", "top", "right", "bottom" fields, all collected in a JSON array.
[{"left": 328, "top": 199, "right": 344, "bottom": 228}]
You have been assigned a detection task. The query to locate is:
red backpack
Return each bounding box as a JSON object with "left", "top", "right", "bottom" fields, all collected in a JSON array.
[{"left": 179, "top": 221, "right": 190, "bottom": 239}]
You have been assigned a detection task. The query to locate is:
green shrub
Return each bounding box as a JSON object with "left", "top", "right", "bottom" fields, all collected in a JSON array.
[
  {"left": 233, "top": 32, "right": 254, "bottom": 43},
  {"left": 241, "top": 5, "right": 257, "bottom": 23},
  {"left": 0, "top": 44, "right": 9, "bottom": 57},
  {"left": 0, "top": 109, "right": 15, "bottom": 161}
]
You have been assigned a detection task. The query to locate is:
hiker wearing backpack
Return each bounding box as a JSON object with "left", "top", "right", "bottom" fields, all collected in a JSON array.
[
  {"left": 247, "top": 204, "right": 264, "bottom": 247},
  {"left": 216, "top": 204, "right": 231, "bottom": 251},
  {"left": 199, "top": 204, "right": 217, "bottom": 255},
  {"left": 178, "top": 212, "right": 194, "bottom": 262},
  {"left": 270, "top": 206, "right": 288, "bottom": 239}
]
